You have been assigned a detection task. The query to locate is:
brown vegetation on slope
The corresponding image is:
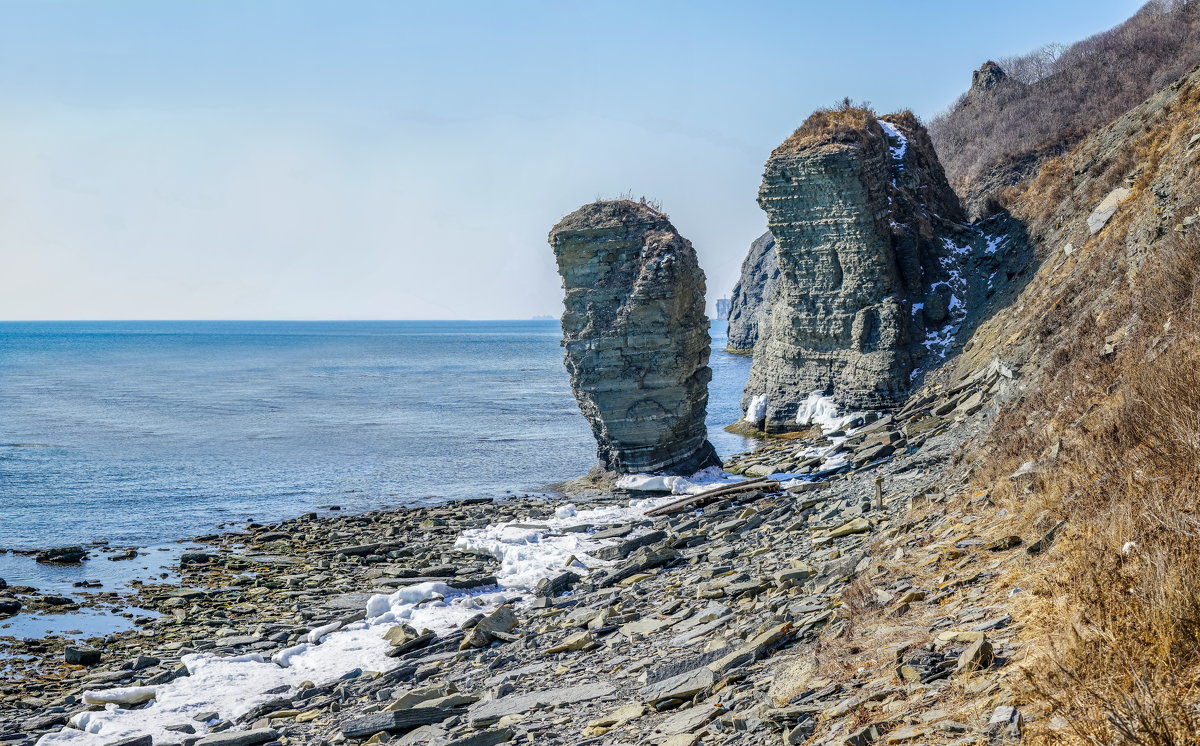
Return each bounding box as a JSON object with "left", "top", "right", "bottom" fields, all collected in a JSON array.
[
  {"left": 929, "top": 0, "right": 1200, "bottom": 216},
  {"left": 952, "top": 66, "right": 1200, "bottom": 743}
]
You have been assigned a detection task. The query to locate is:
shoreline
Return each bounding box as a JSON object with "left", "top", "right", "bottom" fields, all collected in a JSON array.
[{"left": 1, "top": 360, "right": 1025, "bottom": 746}]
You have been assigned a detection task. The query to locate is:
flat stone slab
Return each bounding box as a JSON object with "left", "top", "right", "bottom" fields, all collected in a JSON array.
[
  {"left": 341, "top": 708, "right": 464, "bottom": 739},
  {"left": 443, "top": 728, "right": 515, "bottom": 746},
  {"left": 655, "top": 701, "right": 722, "bottom": 734},
  {"left": 467, "top": 682, "right": 616, "bottom": 727},
  {"left": 322, "top": 593, "right": 373, "bottom": 611},
  {"left": 194, "top": 729, "right": 279, "bottom": 746},
  {"left": 639, "top": 666, "right": 715, "bottom": 704},
  {"left": 1087, "top": 187, "right": 1131, "bottom": 233}
]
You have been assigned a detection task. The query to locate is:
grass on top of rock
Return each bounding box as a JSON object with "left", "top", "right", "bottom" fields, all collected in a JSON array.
[
  {"left": 773, "top": 100, "right": 926, "bottom": 159},
  {"left": 590, "top": 192, "right": 667, "bottom": 218},
  {"left": 774, "top": 99, "right": 880, "bottom": 154}
]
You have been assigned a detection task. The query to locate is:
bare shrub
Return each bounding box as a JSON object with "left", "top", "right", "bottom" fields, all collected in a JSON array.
[{"left": 930, "top": 0, "right": 1200, "bottom": 206}]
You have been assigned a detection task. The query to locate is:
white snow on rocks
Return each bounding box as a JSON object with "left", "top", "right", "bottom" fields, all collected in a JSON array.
[
  {"left": 795, "top": 391, "right": 861, "bottom": 433},
  {"left": 924, "top": 228, "right": 1010, "bottom": 358},
  {"left": 41, "top": 623, "right": 401, "bottom": 746},
  {"left": 744, "top": 393, "right": 768, "bottom": 423},
  {"left": 877, "top": 119, "right": 908, "bottom": 162}
]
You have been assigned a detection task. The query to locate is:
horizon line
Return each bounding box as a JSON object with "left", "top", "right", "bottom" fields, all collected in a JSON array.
[{"left": 0, "top": 317, "right": 731, "bottom": 323}]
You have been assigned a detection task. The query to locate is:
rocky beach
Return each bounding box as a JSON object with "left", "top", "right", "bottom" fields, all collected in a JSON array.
[{"left": 0, "top": 353, "right": 1033, "bottom": 746}]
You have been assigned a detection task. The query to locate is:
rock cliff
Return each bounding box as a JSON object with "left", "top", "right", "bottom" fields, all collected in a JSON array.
[
  {"left": 742, "top": 109, "right": 985, "bottom": 431},
  {"left": 550, "top": 200, "right": 720, "bottom": 475},
  {"left": 725, "top": 231, "right": 778, "bottom": 352}
]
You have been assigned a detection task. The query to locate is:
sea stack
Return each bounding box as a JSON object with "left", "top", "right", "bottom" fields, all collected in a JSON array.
[
  {"left": 725, "top": 230, "right": 779, "bottom": 353},
  {"left": 550, "top": 199, "right": 720, "bottom": 476},
  {"left": 743, "top": 108, "right": 967, "bottom": 431}
]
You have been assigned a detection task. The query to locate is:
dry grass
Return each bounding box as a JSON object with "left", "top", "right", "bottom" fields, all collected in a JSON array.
[
  {"left": 774, "top": 100, "right": 879, "bottom": 155},
  {"left": 972, "top": 226, "right": 1200, "bottom": 745}
]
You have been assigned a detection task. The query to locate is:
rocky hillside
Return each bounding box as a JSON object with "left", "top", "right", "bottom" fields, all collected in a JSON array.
[
  {"left": 930, "top": 0, "right": 1200, "bottom": 218},
  {"left": 725, "top": 231, "right": 778, "bottom": 353},
  {"left": 936, "top": 62, "right": 1200, "bottom": 743}
]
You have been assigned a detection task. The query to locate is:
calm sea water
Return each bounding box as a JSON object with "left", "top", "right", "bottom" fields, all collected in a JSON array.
[{"left": 0, "top": 320, "right": 753, "bottom": 555}]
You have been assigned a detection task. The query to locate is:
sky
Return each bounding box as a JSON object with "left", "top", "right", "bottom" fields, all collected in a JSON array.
[{"left": 1, "top": 0, "right": 1145, "bottom": 320}]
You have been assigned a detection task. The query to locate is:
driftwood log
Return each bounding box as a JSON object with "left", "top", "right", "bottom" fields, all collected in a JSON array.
[{"left": 644, "top": 477, "right": 780, "bottom": 517}]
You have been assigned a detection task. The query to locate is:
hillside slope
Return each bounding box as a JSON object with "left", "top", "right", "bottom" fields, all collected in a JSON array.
[
  {"left": 713, "top": 63, "right": 1200, "bottom": 746},
  {"left": 930, "top": 0, "right": 1200, "bottom": 218},
  {"left": 950, "top": 62, "right": 1200, "bottom": 744}
]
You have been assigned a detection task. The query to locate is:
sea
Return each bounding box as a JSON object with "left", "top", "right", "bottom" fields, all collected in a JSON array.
[{"left": 0, "top": 320, "right": 754, "bottom": 609}]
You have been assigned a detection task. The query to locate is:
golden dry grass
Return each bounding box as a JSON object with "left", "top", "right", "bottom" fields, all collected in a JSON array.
[
  {"left": 970, "top": 221, "right": 1200, "bottom": 744},
  {"left": 774, "top": 101, "right": 879, "bottom": 156}
]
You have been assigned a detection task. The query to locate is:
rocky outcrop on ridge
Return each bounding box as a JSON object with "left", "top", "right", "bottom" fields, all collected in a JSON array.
[
  {"left": 967, "top": 60, "right": 1010, "bottom": 99},
  {"left": 550, "top": 200, "right": 720, "bottom": 475},
  {"left": 742, "top": 109, "right": 1006, "bottom": 432},
  {"left": 725, "top": 230, "right": 779, "bottom": 352}
]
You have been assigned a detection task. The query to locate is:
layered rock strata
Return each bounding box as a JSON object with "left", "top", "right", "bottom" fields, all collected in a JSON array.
[
  {"left": 550, "top": 200, "right": 719, "bottom": 475},
  {"left": 743, "top": 110, "right": 972, "bottom": 430},
  {"left": 725, "top": 230, "right": 779, "bottom": 352}
]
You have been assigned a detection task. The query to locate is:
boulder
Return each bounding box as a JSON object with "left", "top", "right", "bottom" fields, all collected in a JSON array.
[
  {"left": 459, "top": 604, "right": 517, "bottom": 649},
  {"left": 64, "top": 646, "right": 101, "bottom": 666},
  {"left": 35, "top": 546, "right": 88, "bottom": 564},
  {"left": 956, "top": 637, "right": 995, "bottom": 674},
  {"left": 550, "top": 200, "right": 720, "bottom": 475}
]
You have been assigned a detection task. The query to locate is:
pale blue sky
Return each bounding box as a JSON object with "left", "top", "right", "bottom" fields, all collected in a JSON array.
[{"left": 2, "top": 0, "right": 1142, "bottom": 319}]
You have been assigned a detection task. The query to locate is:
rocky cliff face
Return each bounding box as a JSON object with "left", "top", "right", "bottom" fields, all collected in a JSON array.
[
  {"left": 742, "top": 110, "right": 990, "bottom": 431},
  {"left": 550, "top": 200, "right": 720, "bottom": 475},
  {"left": 725, "top": 231, "right": 778, "bottom": 352}
]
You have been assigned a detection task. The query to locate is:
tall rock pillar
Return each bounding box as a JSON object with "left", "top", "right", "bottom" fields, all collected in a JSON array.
[
  {"left": 743, "top": 109, "right": 967, "bottom": 430},
  {"left": 550, "top": 200, "right": 720, "bottom": 475}
]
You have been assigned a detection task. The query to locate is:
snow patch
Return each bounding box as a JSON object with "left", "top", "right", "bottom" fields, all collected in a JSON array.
[
  {"left": 877, "top": 119, "right": 908, "bottom": 162},
  {"left": 744, "top": 393, "right": 767, "bottom": 423},
  {"left": 795, "top": 392, "right": 855, "bottom": 433}
]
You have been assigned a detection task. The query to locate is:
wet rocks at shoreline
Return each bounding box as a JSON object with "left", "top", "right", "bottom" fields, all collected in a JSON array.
[{"left": 35, "top": 547, "right": 89, "bottom": 565}]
